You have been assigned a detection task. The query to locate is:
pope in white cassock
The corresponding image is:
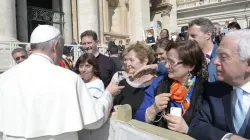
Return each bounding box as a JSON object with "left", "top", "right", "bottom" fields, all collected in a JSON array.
[{"left": 0, "top": 25, "right": 123, "bottom": 140}]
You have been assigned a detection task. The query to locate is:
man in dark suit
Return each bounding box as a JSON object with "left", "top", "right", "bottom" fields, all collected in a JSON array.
[{"left": 188, "top": 30, "right": 250, "bottom": 140}]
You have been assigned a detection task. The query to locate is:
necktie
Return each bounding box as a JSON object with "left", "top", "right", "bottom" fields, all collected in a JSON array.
[{"left": 233, "top": 88, "right": 246, "bottom": 134}]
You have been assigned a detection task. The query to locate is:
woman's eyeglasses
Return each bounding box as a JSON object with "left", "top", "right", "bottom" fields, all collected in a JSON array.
[{"left": 166, "top": 58, "right": 183, "bottom": 67}]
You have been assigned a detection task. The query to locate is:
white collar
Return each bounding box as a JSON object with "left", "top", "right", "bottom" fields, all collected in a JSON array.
[
  {"left": 241, "top": 81, "right": 250, "bottom": 94},
  {"left": 126, "top": 78, "right": 153, "bottom": 88},
  {"left": 32, "top": 53, "right": 54, "bottom": 64},
  {"left": 110, "top": 54, "right": 119, "bottom": 58},
  {"left": 234, "top": 81, "right": 250, "bottom": 94}
]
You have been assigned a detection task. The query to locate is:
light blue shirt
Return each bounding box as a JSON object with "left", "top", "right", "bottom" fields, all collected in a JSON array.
[{"left": 222, "top": 81, "right": 250, "bottom": 139}]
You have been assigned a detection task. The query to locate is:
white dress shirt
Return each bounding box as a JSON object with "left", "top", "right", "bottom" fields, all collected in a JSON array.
[
  {"left": 238, "top": 82, "right": 250, "bottom": 114},
  {"left": 222, "top": 81, "right": 250, "bottom": 140}
]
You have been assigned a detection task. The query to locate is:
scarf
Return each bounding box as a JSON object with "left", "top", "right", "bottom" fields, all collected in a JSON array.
[{"left": 170, "top": 76, "right": 196, "bottom": 115}]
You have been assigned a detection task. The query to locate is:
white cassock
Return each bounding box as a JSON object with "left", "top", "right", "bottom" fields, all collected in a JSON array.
[{"left": 0, "top": 53, "right": 113, "bottom": 140}]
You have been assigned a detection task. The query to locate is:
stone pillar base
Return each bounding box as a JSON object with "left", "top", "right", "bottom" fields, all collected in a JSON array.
[{"left": 0, "top": 36, "right": 19, "bottom": 42}]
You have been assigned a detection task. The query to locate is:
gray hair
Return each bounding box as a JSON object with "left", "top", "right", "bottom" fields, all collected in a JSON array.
[
  {"left": 213, "top": 22, "right": 220, "bottom": 26},
  {"left": 11, "top": 47, "right": 28, "bottom": 58},
  {"left": 30, "top": 35, "right": 62, "bottom": 51},
  {"left": 225, "top": 29, "right": 250, "bottom": 60},
  {"left": 189, "top": 17, "right": 214, "bottom": 33}
]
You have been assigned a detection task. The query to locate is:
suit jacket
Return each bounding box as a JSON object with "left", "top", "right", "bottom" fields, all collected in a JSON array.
[
  {"left": 188, "top": 81, "right": 250, "bottom": 140},
  {"left": 0, "top": 53, "right": 113, "bottom": 140}
]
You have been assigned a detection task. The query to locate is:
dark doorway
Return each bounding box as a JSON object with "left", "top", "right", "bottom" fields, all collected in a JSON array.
[
  {"left": 27, "top": 0, "right": 63, "bottom": 41},
  {"left": 27, "top": 0, "right": 52, "bottom": 9}
]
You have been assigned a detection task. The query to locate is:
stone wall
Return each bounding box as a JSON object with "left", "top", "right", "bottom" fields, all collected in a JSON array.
[{"left": 177, "top": 0, "right": 250, "bottom": 29}]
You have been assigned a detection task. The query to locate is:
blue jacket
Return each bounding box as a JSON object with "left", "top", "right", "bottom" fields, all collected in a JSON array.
[
  {"left": 208, "top": 43, "right": 218, "bottom": 82},
  {"left": 135, "top": 76, "right": 164, "bottom": 122},
  {"left": 156, "top": 63, "right": 168, "bottom": 76}
]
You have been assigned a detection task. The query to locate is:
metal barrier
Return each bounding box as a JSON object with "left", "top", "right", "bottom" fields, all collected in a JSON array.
[
  {"left": 0, "top": 42, "right": 29, "bottom": 72},
  {"left": 79, "top": 105, "right": 195, "bottom": 140},
  {"left": 0, "top": 42, "right": 108, "bottom": 72}
]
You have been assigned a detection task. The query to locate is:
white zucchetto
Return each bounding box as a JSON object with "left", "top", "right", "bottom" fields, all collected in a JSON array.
[{"left": 30, "top": 25, "right": 60, "bottom": 44}]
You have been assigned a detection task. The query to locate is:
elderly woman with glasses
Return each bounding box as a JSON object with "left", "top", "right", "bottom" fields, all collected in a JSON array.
[{"left": 135, "top": 40, "right": 208, "bottom": 134}]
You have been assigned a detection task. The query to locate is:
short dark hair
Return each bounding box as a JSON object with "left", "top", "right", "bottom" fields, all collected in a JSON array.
[
  {"left": 166, "top": 40, "right": 208, "bottom": 79},
  {"left": 160, "top": 29, "right": 169, "bottom": 38},
  {"left": 109, "top": 45, "right": 119, "bottom": 54},
  {"left": 80, "top": 30, "right": 98, "bottom": 41},
  {"left": 181, "top": 26, "right": 188, "bottom": 32},
  {"left": 74, "top": 53, "right": 100, "bottom": 77},
  {"left": 63, "top": 46, "right": 72, "bottom": 55},
  {"left": 228, "top": 22, "right": 241, "bottom": 30},
  {"left": 177, "top": 32, "right": 189, "bottom": 41},
  {"left": 11, "top": 48, "right": 28, "bottom": 58},
  {"left": 153, "top": 39, "right": 172, "bottom": 52},
  {"left": 188, "top": 17, "right": 214, "bottom": 33}
]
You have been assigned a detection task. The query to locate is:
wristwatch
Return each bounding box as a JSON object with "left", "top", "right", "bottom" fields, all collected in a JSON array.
[{"left": 223, "top": 133, "right": 233, "bottom": 140}]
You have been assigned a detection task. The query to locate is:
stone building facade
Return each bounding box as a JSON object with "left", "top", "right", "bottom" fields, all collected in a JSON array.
[
  {"left": 0, "top": 0, "right": 177, "bottom": 46},
  {"left": 177, "top": 0, "right": 250, "bottom": 31},
  {"left": 1, "top": 0, "right": 249, "bottom": 45}
]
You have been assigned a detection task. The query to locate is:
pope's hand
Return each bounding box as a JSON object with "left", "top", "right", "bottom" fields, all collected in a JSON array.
[
  {"left": 132, "top": 64, "right": 158, "bottom": 79},
  {"left": 105, "top": 81, "right": 124, "bottom": 97}
]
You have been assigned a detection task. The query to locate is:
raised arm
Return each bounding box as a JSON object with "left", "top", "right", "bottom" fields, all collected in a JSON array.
[{"left": 77, "top": 77, "right": 123, "bottom": 129}]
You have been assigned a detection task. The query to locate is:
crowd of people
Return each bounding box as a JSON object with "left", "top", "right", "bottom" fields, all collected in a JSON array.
[{"left": 1, "top": 17, "right": 250, "bottom": 140}]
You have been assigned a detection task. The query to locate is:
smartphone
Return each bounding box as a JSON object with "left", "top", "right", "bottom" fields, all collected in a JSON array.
[
  {"left": 117, "top": 71, "right": 125, "bottom": 81},
  {"left": 170, "top": 107, "right": 182, "bottom": 117},
  {"left": 112, "top": 71, "right": 125, "bottom": 86}
]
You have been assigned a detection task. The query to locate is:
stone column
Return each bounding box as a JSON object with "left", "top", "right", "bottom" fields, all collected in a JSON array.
[
  {"left": 162, "top": 11, "right": 171, "bottom": 31},
  {"left": 72, "top": 0, "right": 79, "bottom": 43},
  {"left": 103, "top": 0, "right": 109, "bottom": 33},
  {"left": 77, "top": 0, "right": 99, "bottom": 41},
  {"left": 130, "top": 0, "right": 150, "bottom": 43},
  {"left": 169, "top": 0, "right": 177, "bottom": 35},
  {"left": 16, "top": 0, "right": 29, "bottom": 42},
  {"left": 62, "top": 0, "right": 73, "bottom": 44},
  {"left": 52, "top": 0, "right": 61, "bottom": 31},
  {"left": 99, "top": 0, "right": 104, "bottom": 44},
  {"left": 0, "top": 0, "right": 17, "bottom": 41}
]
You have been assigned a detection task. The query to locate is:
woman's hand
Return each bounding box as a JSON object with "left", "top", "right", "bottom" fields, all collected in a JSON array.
[
  {"left": 153, "top": 93, "right": 171, "bottom": 113},
  {"left": 164, "top": 114, "right": 189, "bottom": 134},
  {"left": 145, "top": 93, "right": 170, "bottom": 123}
]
